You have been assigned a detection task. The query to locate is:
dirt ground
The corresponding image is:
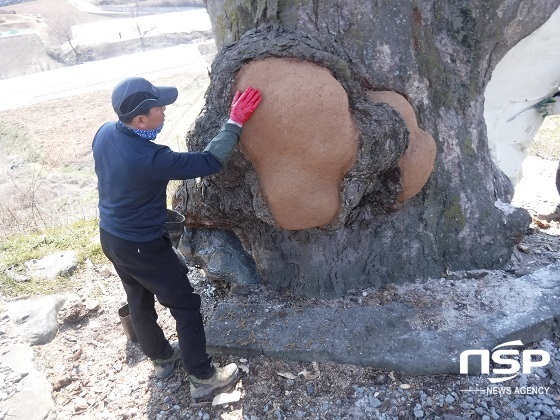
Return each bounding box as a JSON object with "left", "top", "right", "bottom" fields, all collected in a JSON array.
[
  {"left": 0, "top": 0, "right": 109, "bottom": 78},
  {"left": 10, "top": 188, "right": 560, "bottom": 420}
]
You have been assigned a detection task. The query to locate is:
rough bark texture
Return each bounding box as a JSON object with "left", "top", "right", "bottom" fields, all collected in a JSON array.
[{"left": 173, "top": 0, "right": 560, "bottom": 298}]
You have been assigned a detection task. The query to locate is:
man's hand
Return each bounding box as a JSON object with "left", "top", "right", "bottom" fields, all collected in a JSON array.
[{"left": 229, "top": 87, "right": 262, "bottom": 126}]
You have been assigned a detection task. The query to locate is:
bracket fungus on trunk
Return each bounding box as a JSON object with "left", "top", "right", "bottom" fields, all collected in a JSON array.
[
  {"left": 235, "top": 58, "right": 359, "bottom": 230},
  {"left": 177, "top": 29, "right": 413, "bottom": 233},
  {"left": 235, "top": 60, "right": 437, "bottom": 230},
  {"left": 366, "top": 91, "right": 436, "bottom": 203}
]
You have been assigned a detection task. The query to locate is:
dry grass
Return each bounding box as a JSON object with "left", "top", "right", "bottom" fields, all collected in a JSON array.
[
  {"left": 0, "top": 122, "right": 40, "bottom": 162},
  {"left": 0, "top": 120, "right": 98, "bottom": 240},
  {"left": 0, "top": 218, "right": 104, "bottom": 297}
]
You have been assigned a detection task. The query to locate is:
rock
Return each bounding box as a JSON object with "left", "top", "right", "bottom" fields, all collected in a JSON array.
[
  {"left": 549, "top": 359, "right": 560, "bottom": 384},
  {"left": 25, "top": 250, "right": 77, "bottom": 280},
  {"left": 541, "top": 405, "right": 554, "bottom": 417},
  {"left": 4, "top": 268, "right": 30, "bottom": 282},
  {"left": 100, "top": 266, "right": 116, "bottom": 278},
  {"left": 212, "top": 390, "right": 241, "bottom": 406},
  {"left": 178, "top": 228, "right": 260, "bottom": 285},
  {"left": 6, "top": 295, "right": 66, "bottom": 345},
  {"left": 538, "top": 395, "right": 556, "bottom": 405},
  {"left": 414, "top": 409, "right": 425, "bottom": 418},
  {"left": 52, "top": 375, "right": 72, "bottom": 391},
  {"left": 85, "top": 299, "right": 100, "bottom": 312},
  {"left": 73, "top": 397, "right": 88, "bottom": 411},
  {"left": 0, "top": 343, "right": 55, "bottom": 420},
  {"left": 206, "top": 264, "right": 560, "bottom": 375},
  {"left": 369, "top": 396, "right": 382, "bottom": 408},
  {"left": 59, "top": 296, "right": 88, "bottom": 323}
]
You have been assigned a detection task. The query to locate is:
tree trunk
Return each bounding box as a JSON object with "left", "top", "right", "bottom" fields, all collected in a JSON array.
[{"left": 173, "top": 0, "right": 559, "bottom": 298}]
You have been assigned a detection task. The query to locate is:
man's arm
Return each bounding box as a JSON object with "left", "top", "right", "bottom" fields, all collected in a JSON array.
[
  {"left": 205, "top": 86, "right": 262, "bottom": 166},
  {"left": 152, "top": 87, "right": 262, "bottom": 180},
  {"left": 203, "top": 123, "right": 242, "bottom": 166}
]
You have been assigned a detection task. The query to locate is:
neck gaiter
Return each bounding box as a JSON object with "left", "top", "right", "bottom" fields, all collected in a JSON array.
[{"left": 119, "top": 121, "right": 163, "bottom": 140}]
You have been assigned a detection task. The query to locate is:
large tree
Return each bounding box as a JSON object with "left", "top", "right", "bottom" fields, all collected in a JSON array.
[{"left": 173, "top": 0, "right": 559, "bottom": 298}]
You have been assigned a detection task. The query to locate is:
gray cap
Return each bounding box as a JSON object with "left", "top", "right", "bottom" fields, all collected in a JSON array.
[{"left": 112, "top": 77, "right": 178, "bottom": 119}]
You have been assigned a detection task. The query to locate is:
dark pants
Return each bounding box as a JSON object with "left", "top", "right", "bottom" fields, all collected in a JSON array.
[
  {"left": 100, "top": 228, "right": 214, "bottom": 378},
  {"left": 556, "top": 162, "right": 560, "bottom": 194}
]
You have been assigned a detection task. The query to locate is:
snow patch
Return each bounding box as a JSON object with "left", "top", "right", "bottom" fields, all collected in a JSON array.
[{"left": 484, "top": 6, "right": 560, "bottom": 185}]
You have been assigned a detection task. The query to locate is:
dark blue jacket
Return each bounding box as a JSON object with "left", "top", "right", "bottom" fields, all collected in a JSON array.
[{"left": 92, "top": 121, "right": 240, "bottom": 241}]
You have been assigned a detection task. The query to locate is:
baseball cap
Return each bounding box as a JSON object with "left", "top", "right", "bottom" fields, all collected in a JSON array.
[{"left": 112, "top": 77, "right": 178, "bottom": 119}]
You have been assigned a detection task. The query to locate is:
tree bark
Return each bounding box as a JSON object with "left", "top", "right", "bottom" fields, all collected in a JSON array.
[{"left": 173, "top": 0, "right": 559, "bottom": 297}]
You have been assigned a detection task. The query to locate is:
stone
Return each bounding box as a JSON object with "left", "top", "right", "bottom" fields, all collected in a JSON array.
[
  {"left": 59, "top": 296, "right": 89, "bottom": 323},
  {"left": 206, "top": 264, "right": 560, "bottom": 375},
  {"left": 85, "top": 299, "right": 100, "bottom": 312},
  {"left": 541, "top": 405, "right": 554, "bottom": 417},
  {"left": 74, "top": 397, "right": 88, "bottom": 411},
  {"left": 414, "top": 409, "right": 425, "bottom": 418},
  {"left": 4, "top": 268, "right": 30, "bottom": 282},
  {"left": 6, "top": 295, "right": 66, "bottom": 345},
  {"left": 53, "top": 375, "right": 72, "bottom": 391},
  {"left": 211, "top": 390, "right": 241, "bottom": 406},
  {"left": 549, "top": 359, "right": 560, "bottom": 384},
  {"left": 178, "top": 228, "right": 260, "bottom": 285},
  {"left": 445, "top": 395, "right": 456, "bottom": 404},
  {"left": 0, "top": 344, "right": 55, "bottom": 420},
  {"left": 25, "top": 251, "right": 77, "bottom": 280}
]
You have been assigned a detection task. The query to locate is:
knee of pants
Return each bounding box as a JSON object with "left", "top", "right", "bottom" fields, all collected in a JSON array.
[{"left": 157, "top": 286, "right": 202, "bottom": 311}]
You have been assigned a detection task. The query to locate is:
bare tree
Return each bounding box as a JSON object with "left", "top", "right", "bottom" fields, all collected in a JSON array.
[
  {"left": 130, "top": 0, "right": 155, "bottom": 50},
  {"left": 50, "top": 18, "right": 85, "bottom": 65}
]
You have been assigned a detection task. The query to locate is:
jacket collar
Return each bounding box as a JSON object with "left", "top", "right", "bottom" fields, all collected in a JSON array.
[{"left": 115, "top": 121, "right": 142, "bottom": 138}]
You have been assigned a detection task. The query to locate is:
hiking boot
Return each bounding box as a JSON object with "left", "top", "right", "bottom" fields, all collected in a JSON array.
[
  {"left": 152, "top": 342, "right": 181, "bottom": 379},
  {"left": 189, "top": 363, "right": 240, "bottom": 400},
  {"left": 537, "top": 206, "right": 560, "bottom": 221}
]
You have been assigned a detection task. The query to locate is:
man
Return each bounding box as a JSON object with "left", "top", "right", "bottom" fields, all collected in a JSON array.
[
  {"left": 92, "top": 76, "right": 261, "bottom": 400},
  {"left": 556, "top": 160, "right": 560, "bottom": 196}
]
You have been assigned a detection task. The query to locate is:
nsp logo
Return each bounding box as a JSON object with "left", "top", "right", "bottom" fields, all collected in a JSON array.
[{"left": 460, "top": 340, "right": 550, "bottom": 383}]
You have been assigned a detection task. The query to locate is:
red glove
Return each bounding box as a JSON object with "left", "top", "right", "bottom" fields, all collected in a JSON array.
[{"left": 229, "top": 87, "right": 262, "bottom": 126}]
